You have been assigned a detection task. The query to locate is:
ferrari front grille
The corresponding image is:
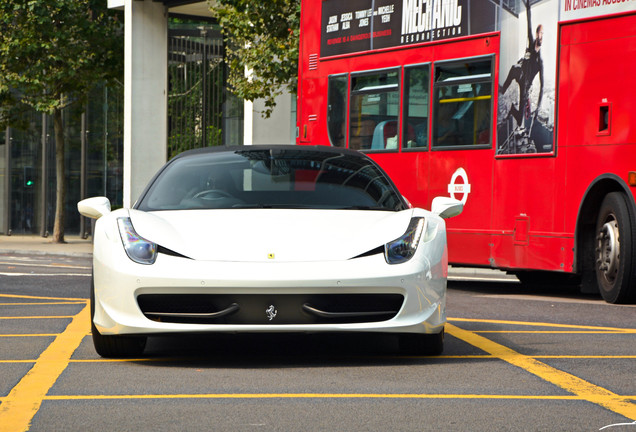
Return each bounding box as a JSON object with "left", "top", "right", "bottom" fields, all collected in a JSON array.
[{"left": 137, "top": 294, "right": 404, "bottom": 325}]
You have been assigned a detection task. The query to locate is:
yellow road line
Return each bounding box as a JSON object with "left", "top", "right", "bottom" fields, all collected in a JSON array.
[
  {"left": 0, "top": 393, "right": 632, "bottom": 402},
  {"left": 534, "top": 355, "right": 636, "bottom": 359},
  {"left": 0, "top": 302, "right": 86, "bottom": 306},
  {"left": 0, "top": 305, "right": 89, "bottom": 432},
  {"left": 446, "top": 323, "right": 636, "bottom": 420},
  {"left": 449, "top": 317, "right": 636, "bottom": 333},
  {"left": 1, "top": 355, "right": 634, "bottom": 364},
  {"left": 0, "top": 316, "right": 75, "bottom": 320},
  {"left": 0, "top": 294, "right": 87, "bottom": 302},
  {"left": 474, "top": 330, "right": 627, "bottom": 334}
]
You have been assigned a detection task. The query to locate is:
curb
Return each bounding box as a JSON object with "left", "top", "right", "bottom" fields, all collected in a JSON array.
[{"left": 0, "top": 249, "right": 92, "bottom": 259}]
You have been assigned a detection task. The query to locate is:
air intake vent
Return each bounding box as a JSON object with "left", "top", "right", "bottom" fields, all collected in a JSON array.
[
  {"left": 308, "top": 53, "right": 318, "bottom": 71},
  {"left": 137, "top": 294, "right": 403, "bottom": 324}
]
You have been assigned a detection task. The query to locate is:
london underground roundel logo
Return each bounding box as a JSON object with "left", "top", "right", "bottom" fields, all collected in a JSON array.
[{"left": 447, "top": 168, "right": 471, "bottom": 205}]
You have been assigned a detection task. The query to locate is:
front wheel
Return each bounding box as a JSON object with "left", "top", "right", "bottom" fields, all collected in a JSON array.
[
  {"left": 90, "top": 277, "right": 147, "bottom": 358},
  {"left": 594, "top": 192, "right": 636, "bottom": 304},
  {"left": 398, "top": 329, "right": 444, "bottom": 356}
]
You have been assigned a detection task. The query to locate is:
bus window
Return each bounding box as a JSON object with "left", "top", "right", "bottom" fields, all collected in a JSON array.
[
  {"left": 432, "top": 58, "right": 493, "bottom": 149},
  {"left": 327, "top": 75, "right": 348, "bottom": 147},
  {"left": 404, "top": 65, "right": 431, "bottom": 150},
  {"left": 349, "top": 69, "right": 399, "bottom": 151}
]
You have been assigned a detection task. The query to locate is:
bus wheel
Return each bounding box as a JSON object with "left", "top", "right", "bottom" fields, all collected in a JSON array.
[{"left": 595, "top": 192, "right": 636, "bottom": 304}]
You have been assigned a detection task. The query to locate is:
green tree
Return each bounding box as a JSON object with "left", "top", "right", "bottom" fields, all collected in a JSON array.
[
  {"left": 0, "top": 0, "right": 123, "bottom": 243},
  {"left": 212, "top": 0, "right": 300, "bottom": 118}
]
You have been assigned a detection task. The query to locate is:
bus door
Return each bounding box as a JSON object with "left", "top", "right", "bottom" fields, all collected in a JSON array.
[
  {"left": 490, "top": 0, "right": 565, "bottom": 272},
  {"left": 427, "top": 56, "right": 496, "bottom": 267},
  {"left": 492, "top": 154, "right": 563, "bottom": 271},
  {"left": 368, "top": 64, "right": 432, "bottom": 209}
]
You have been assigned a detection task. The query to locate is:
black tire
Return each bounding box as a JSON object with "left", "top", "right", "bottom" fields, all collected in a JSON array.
[
  {"left": 90, "top": 277, "right": 147, "bottom": 358},
  {"left": 594, "top": 192, "right": 636, "bottom": 304},
  {"left": 398, "top": 329, "right": 444, "bottom": 356}
]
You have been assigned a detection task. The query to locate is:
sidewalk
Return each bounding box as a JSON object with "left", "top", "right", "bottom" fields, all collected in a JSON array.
[{"left": 0, "top": 234, "right": 93, "bottom": 258}]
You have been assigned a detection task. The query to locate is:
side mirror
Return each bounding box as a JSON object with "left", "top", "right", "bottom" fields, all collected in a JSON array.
[
  {"left": 78, "top": 197, "right": 111, "bottom": 219},
  {"left": 431, "top": 196, "right": 463, "bottom": 219}
]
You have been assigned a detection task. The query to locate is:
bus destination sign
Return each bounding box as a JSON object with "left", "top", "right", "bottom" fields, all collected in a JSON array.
[{"left": 320, "top": 0, "right": 468, "bottom": 57}]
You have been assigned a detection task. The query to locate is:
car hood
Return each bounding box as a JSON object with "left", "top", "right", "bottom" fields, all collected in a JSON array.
[{"left": 128, "top": 209, "right": 415, "bottom": 262}]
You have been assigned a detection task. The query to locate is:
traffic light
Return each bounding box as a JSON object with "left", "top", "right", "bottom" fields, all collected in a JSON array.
[{"left": 24, "top": 166, "right": 33, "bottom": 188}]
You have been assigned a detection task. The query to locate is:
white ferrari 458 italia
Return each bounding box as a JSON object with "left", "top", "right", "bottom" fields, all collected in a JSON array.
[{"left": 78, "top": 145, "right": 462, "bottom": 358}]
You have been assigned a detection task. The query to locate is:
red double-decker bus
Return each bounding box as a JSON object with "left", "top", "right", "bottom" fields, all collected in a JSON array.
[{"left": 296, "top": 0, "right": 636, "bottom": 303}]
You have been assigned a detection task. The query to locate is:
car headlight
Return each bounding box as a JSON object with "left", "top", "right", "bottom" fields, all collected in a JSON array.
[
  {"left": 117, "top": 217, "right": 157, "bottom": 265},
  {"left": 384, "top": 218, "right": 426, "bottom": 265}
]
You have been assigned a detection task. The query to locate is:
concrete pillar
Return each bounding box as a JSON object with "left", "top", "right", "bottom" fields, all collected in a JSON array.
[
  {"left": 243, "top": 100, "right": 253, "bottom": 145},
  {"left": 248, "top": 92, "right": 297, "bottom": 145},
  {"left": 122, "top": 0, "right": 168, "bottom": 208}
]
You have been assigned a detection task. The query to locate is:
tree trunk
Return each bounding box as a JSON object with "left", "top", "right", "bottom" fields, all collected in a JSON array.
[{"left": 52, "top": 108, "right": 66, "bottom": 243}]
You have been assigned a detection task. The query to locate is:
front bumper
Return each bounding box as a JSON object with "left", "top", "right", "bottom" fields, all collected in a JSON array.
[{"left": 92, "top": 229, "right": 447, "bottom": 337}]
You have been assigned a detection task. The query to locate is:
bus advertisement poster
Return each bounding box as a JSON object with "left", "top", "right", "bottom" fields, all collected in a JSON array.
[{"left": 320, "top": 0, "right": 469, "bottom": 57}]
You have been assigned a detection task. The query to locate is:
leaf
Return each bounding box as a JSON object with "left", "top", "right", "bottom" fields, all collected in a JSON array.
[{"left": 212, "top": 0, "right": 300, "bottom": 118}]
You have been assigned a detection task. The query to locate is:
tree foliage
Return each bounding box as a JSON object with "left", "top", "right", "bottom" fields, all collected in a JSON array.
[
  {"left": 0, "top": 1, "right": 123, "bottom": 116},
  {"left": 212, "top": 0, "right": 300, "bottom": 118},
  {"left": 0, "top": 0, "right": 123, "bottom": 242}
]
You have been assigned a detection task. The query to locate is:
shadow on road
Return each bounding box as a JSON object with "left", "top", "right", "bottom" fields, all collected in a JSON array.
[
  {"left": 130, "top": 332, "right": 482, "bottom": 368},
  {"left": 448, "top": 279, "right": 601, "bottom": 302}
]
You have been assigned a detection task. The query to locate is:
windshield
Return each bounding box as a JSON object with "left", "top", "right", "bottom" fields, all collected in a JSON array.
[{"left": 136, "top": 147, "right": 407, "bottom": 211}]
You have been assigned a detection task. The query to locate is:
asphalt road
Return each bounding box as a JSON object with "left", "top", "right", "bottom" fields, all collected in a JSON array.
[{"left": 1, "top": 253, "right": 635, "bottom": 431}]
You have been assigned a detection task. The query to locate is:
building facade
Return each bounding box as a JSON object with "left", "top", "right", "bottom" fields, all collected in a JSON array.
[{"left": 0, "top": 18, "right": 242, "bottom": 236}]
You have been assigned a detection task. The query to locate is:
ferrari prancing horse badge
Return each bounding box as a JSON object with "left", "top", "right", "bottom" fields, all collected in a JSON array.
[{"left": 266, "top": 305, "right": 277, "bottom": 321}]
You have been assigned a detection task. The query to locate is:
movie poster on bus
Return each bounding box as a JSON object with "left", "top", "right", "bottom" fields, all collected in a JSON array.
[
  {"left": 561, "top": 0, "right": 636, "bottom": 21},
  {"left": 321, "top": 0, "right": 375, "bottom": 56},
  {"left": 320, "top": 0, "right": 471, "bottom": 57},
  {"left": 497, "top": 0, "right": 558, "bottom": 155},
  {"left": 396, "top": 0, "right": 468, "bottom": 48}
]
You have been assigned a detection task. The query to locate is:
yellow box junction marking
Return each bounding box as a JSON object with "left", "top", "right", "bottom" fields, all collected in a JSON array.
[
  {"left": 449, "top": 317, "right": 636, "bottom": 333},
  {"left": 445, "top": 323, "right": 636, "bottom": 421},
  {"left": 0, "top": 305, "right": 89, "bottom": 432},
  {"left": 0, "top": 294, "right": 86, "bottom": 302},
  {"left": 0, "top": 298, "right": 634, "bottom": 428}
]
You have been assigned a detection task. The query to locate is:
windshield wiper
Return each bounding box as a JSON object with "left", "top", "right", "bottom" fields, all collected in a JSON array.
[{"left": 231, "top": 203, "right": 269, "bottom": 208}]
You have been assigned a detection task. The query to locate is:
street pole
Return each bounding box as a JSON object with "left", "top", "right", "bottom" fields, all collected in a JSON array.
[
  {"left": 40, "top": 113, "right": 48, "bottom": 237},
  {"left": 80, "top": 109, "right": 87, "bottom": 238}
]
